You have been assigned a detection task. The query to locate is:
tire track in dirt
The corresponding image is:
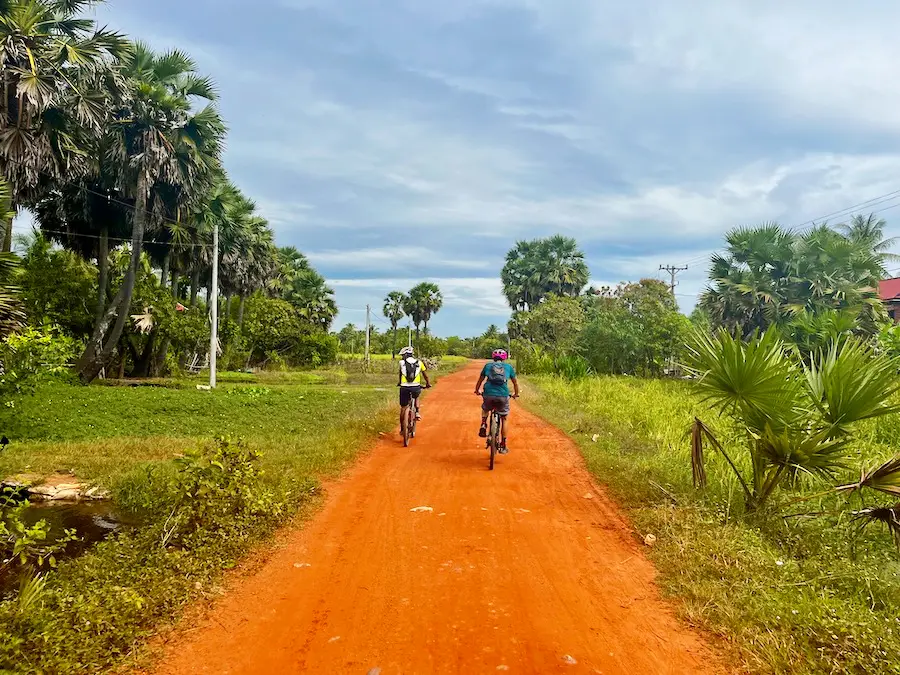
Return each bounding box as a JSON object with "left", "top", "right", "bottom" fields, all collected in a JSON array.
[{"left": 148, "top": 362, "right": 725, "bottom": 675}]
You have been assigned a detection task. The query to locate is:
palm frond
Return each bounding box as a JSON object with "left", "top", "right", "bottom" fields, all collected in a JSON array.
[
  {"left": 806, "top": 338, "right": 900, "bottom": 430},
  {"left": 851, "top": 503, "right": 900, "bottom": 548},
  {"left": 837, "top": 456, "right": 900, "bottom": 498}
]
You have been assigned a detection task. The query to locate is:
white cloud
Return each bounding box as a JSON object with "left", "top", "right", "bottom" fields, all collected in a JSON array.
[{"left": 309, "top": 247, "right": 491, "bottom": 272}]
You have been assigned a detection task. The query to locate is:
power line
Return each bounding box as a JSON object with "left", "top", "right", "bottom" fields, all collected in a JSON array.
[
  {"left": 13, "top": 224, "right": 214, "bottom": 249},
  {"left": 671, "top": 187, "right": 900, "bottom": 270}
]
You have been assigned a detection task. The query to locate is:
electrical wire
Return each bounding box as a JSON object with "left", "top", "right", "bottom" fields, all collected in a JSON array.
[{"left": 672, "top": 187, "right": 900, "bottom": 270}]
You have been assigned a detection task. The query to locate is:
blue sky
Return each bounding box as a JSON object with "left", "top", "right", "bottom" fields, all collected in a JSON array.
[{"left": 24, "top": 0, "right": 900, "bottom": 335}]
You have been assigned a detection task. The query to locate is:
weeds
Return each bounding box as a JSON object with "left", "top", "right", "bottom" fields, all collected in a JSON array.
[{"left": 527, "top": 374, "right": 900, "bottom": 675}]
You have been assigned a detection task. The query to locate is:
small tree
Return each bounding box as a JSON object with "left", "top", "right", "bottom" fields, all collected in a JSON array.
[{"left": 687, "top": 328, "right": 900, "bottom": 514}]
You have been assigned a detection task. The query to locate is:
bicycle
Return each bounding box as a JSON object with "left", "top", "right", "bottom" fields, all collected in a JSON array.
[
  {"left": 400, "top": 385, "right": 429, "bottom": 447},
  {"left": 480, "top": 394, "right": 518, "bottom": 470},
  {"left": 402, "top": 395, "right": 418, "bottom": 447}
]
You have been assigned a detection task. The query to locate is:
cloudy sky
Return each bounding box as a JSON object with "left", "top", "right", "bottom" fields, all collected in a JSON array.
[{"left": 42, "top": 0, "right": 900, "bottom": 334}]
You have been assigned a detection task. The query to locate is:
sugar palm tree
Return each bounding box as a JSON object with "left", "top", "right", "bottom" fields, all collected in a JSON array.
[
  {"left": 383, "top": 291, "right": 406, "bottom": 358},
  {"left": 288, "top": 269, "right": 337, "bottom": 330},
  {"left": 76, "top": 43, "right": 225, "bottom": 382},
  {"left": 406, "top": 282, "right": 442, "bottom": 335},
  {"left": 0, "top": 0, "right": 129, "bottom": 239},
  {"left": 687, "top": 328, "right": 900, "bottom": 512}
]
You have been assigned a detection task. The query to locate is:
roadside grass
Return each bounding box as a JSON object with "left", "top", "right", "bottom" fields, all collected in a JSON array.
[
  {"left": 0, "top": 359, "right": 470, "bottom": 674},
  {"left": 0, "top": 373, "right": 404, "bottom": 674},
  {"left": 525, "top": 375, "right": 900, "bottom": 675}
]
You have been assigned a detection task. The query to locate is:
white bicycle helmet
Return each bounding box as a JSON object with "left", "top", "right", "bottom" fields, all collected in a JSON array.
[{"left": 399, "top": 346, "right": 415, "bottom": 357}]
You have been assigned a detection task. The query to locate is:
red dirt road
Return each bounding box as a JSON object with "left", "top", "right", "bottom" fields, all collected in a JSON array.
[{"left": 150, "top": 362, "right": 723, "bottom": 675}]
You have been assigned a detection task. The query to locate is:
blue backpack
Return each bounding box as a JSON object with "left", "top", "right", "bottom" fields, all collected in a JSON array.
[{"left": 487, "top": 362, "right": 508, "bottom": 386}]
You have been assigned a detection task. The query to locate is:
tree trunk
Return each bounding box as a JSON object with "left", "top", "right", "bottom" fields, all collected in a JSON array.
[
  {"left": 391, "top": 324, "right": 397, "bottom": 359},
  {"left": 1, "top": 211, "right": 12, "bottom": 253},
  {"left": 205, "top": 284, "right": 212, "bottom": 308},
  {"left": 160, "top": 251, "right": 170, "bottom": 289},
  {"left": 170, "top": 266, "right": 178, "bottom": 298},
  {"left": 77, "top": 173, "right": 151, "bottom": 383},
  {"left": 94, "top": 227, "right": 109, "bottom": 325},
  {"left": 225, "top": 293, "right": 232, "bottom": 322},
  {"left": 190, "top": 256, "right": 200, "bottom": 307},
  {"left": 415, "top": 324, "right": 421, "bottom": 339},
  {"left": 237, "top": 294, "right": 246, "bottom": 328},
  {"left": 132, "top": 332, "right": 156, "bottom": 378},
  {"left": 151, "top": 337, "right": 170, "bottom": 377}
]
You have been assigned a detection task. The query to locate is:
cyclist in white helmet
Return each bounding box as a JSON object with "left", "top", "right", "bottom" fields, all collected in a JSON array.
[
  {"left": 474, "top": 348, "right": 519, "bottom": 453},
  {"left": 398, "top": 346, "right": 431, "bottom": 430}
]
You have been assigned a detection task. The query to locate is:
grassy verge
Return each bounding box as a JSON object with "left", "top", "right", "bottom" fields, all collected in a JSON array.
[
  {"left": 0, "top": 373, "right": 401, "bottom": 674},
  {"left": 525, "top": 375, "right": 900, "bottom": 675}
]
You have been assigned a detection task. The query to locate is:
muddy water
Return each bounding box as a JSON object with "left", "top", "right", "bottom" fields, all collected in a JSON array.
[{"left": 21, "top": 501, "right": 125, "bottom": 554}]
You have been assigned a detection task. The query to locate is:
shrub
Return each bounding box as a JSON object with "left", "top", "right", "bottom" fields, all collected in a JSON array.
[{"left": 0, "top": 326, "right": 78, "bottom": 404}]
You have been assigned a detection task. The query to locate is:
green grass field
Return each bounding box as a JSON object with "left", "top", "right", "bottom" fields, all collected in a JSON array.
[
  {"left": 526, "top": 375, "right": 900, "bottom": 675},
  {"left": 0, "top": 368, "right": 416, "bottom": 674}
]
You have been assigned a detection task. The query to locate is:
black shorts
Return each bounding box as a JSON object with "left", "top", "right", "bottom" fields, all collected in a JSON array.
[{"left": 399, "top": 386, "right": 422, "bottom": 407}]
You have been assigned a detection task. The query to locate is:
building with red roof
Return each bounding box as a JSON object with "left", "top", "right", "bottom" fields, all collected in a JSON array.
[{"left": 879, "top": 278, "right": 900, "bottom": 322}]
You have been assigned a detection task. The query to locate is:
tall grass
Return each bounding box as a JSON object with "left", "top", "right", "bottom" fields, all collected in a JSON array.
[{"left": 527, "top": 375, "right": 900, "bottom": 675}]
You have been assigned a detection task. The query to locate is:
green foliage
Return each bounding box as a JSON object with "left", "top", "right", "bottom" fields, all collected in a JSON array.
[
  {"left": 0, "top": 253, "right": 24, "bottom": 336},
  {"left": 0, "top": 377, "right": 395, "bottom": 673},
  {"left": 700, "top": 217, "right": 892, "bottom": 338},
  {"left": 579, "top": 279, "right": 690, "bottom": 376},
  {"left": 19, "top": 233, "right": 96, "bottom": 337},
  {"left": 0, "top": 326, "right": 78, "bottom": 404},
  {"left": 404, "top": 282, "right": 443, "bottom": 335},
  {"left": 1, "top": 493, "right": 78, "bottom": 573},
  {"left": 686, "top": 329, "right": 900, "bottom": 511},
  {"left": 239, "top": 294, "right": 336, "bottom": 368},
  {"left": 166, "top": 437, "right": 282, "bottom": 544},
  {"left": 527, "top": 375, "right": 900, "bottom": 675},
  {"left": 412, "top": 334, "right": 447, "bottom": 358},
  {"left": 501, "top": 235, "right": 588, "bottom": 310},
  {"left": 510, "top": 294, "right": 584, "bottom": 355}
]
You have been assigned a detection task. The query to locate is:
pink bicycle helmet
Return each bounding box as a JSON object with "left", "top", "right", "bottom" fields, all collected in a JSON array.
[{"left": 492, "top": 348, "right": 509, "bottom": 361}]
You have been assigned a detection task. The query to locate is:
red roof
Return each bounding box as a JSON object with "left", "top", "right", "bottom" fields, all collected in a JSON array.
[{"left": 879, "top": 278, "right": 900, "bottom": 301}]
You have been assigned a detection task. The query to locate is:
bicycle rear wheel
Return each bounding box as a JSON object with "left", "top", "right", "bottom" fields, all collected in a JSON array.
[
  {"left": 402, "top": 406, "right": 411, "bottom": 447},
  {"left": 489, "top": 413, "right": 499, "bottom": 470}
]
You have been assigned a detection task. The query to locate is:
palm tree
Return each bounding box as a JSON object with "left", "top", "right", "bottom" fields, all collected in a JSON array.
[
  {"left": 542, "top": 234, "right": 589, "bottom": 296},
  {"left": 700, "top": 218, "right": 892, "bottom": 339},
  {"left": 406, "top": 282, "right": 442, "bottom": 335},
  {"left": 501, "top": 236, "right": 588, "bottom": 310},
  {"left": 0, "top": 0, "right": 129, "bottom": 236},
  {"left": 383, "top": 291, "right": 406, "bottom": 358},
  {"left": 687, "top": 328, "right": 900, "bottom": 512},
  {"left": 0, "top": 250, "right": 24, "bottom": 335},
  {"left": 285, "top": 268, "right": 337, "bottom": 330},
  {"left": 77, "top": 43, "right": 225, "bottom": 382}
]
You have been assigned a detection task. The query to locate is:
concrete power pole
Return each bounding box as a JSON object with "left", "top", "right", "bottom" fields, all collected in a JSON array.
[
  {"left": 659, "top": 265, "right": 688, "bottom": 295},
  {"left": 364, "top": 304, "right": 371, "bottom": 371},
  {"left": 209, "top": 221, "right": 219, "bottom": 389}
]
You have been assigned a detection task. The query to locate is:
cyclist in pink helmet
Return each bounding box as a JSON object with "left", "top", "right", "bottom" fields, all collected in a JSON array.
[{"left": 474, "top": 348, "right": 519, "bottom": 453}]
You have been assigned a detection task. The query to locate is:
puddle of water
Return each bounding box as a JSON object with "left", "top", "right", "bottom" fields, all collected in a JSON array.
[
  {"left": 2, "top": 501, "right": 128, "bottom": 596},
  {"left": 20, "top": 501, "right": 125, "bottom": 554}
]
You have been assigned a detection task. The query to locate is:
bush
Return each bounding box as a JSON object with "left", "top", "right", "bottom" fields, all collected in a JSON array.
[
  {"left": 0, "top": 326, "right": 78, "bottom": 404},
  {"left": 290, "top": 332, "right": 338, "bottom": 367}
]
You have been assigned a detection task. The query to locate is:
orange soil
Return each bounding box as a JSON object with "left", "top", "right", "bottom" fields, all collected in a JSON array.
[{"left": 148, "top": 362, "right": 724, "bottom": 675}]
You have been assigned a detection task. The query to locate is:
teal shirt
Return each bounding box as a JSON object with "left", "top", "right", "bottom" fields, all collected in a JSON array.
[{"left": 481, "top": 362, "right": 516, "bottom": 397}]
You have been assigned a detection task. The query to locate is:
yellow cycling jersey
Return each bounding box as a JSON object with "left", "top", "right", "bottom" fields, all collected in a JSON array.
[{"left": 399, "top": 357, "right": 427, "bottom": 387}]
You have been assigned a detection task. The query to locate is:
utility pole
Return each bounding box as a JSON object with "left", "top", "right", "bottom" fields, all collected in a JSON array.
[
  {"left": 364, "top": 304, "right": 371, "bottom": 371},
  {"left": 659, "top": 264, "right": 688, "bottom": 295},
  {"left": 408, "top": 323, "right": 412, "bottom": 348},
  {"left": 209, "top": 221, "right": 219, "bottom": 389}
]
